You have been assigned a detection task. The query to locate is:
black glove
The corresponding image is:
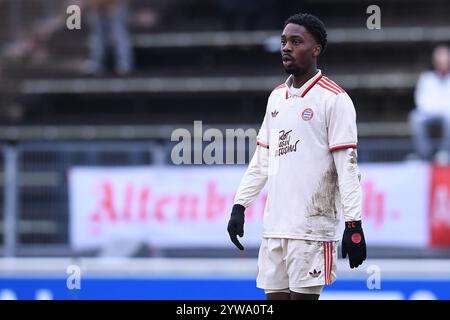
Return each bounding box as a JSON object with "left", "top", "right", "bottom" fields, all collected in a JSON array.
[
  {"left": 227, "top": 204, "right": 245, "bottom": 250},
  {"left": 342, "top": 220, "right": 366, "bottom": 268}
]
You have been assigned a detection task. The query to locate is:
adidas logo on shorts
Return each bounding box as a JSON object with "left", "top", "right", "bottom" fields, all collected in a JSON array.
[{"left": 309, "top": 269, "right": 321, "bottom": 278}]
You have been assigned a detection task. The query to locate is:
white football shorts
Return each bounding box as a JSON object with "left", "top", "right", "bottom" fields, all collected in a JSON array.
[{"left": 256, "top": 238, "right": 338, "bottom": 292}]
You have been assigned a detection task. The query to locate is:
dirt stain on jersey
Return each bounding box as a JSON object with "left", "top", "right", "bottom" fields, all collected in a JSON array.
[
  {"left": 349, "top": 149, "right": 357, "bottom": 164},
  {"left": 306, "top": 164, "right": 339, "bottom": 219},
  {"left": 348, "top": 149, "right": 362, "bottom": 181}
]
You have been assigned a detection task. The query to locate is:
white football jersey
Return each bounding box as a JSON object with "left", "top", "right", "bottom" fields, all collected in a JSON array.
[{"left": 238, "top": 69, "right": 359, "bottom": 241}]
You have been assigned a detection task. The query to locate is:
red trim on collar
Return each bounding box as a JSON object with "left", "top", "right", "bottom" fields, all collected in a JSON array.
[{"left": 300, "top": 74, "right": 323, "bottom": 98}]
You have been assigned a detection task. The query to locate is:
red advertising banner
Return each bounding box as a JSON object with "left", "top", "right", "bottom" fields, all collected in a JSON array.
[
  {"left": 69, "top": 163, "right": 430, "bottom": 250},
  {"left": 429, "top": 165, "right": 450, "bottom": 246}
]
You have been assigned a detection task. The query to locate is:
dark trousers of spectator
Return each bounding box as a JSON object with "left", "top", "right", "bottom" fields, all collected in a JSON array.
[
  {"left": 410, "top": 109, "right": 450, "bottom": 160},
  {"left": 88, "top": 3, "right": 134, "bottom": 75}
]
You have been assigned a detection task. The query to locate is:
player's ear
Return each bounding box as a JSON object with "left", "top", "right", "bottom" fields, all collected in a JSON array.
[{"left": 312, "top": 44, "right": 321, "bottom": 58}]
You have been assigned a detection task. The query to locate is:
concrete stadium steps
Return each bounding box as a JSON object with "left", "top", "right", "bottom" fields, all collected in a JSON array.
[
  {"left": 2, "top": 0, "right": 447, "bottom": 126},
  {"left": 8, "top": 86, "right": 413, "bottom": 126},
  {"left": 3, "top": 39, "right": 438, "bottom": 80},
  {"left": 131, "top": 0, "right": 450, "bottom": 32},
  {"left": 20, "top": 27, "right": 447, "bottom": 78}
]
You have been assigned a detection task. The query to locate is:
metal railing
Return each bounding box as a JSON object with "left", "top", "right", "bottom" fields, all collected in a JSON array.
[
  {"left": 0, "top": 138, "right": 416, "bottom": 257},
  {"left": 0, "top": 141, "right": 165, "bottom": 257}
]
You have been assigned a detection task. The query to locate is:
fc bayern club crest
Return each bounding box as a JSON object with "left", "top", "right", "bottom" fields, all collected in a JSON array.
[{"left": 301, "top": 108, "right": 314, "bottom": 121}]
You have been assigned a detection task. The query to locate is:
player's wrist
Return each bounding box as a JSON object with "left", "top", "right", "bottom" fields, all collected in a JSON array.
[
  {"left": 345, "top": 220, "right": 362, "bottom": 230},
  {"left": 231, "top": 204, "right": 245, "bottom": 217}
]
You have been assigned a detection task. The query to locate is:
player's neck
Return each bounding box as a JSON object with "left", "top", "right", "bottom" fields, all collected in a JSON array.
[{"left": 292, "top": 67, "right": 318, "bottom": 89}]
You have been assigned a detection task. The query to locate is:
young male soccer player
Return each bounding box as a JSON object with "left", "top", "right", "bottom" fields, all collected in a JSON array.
[{"left": 227, "top": 13, "right": 366, "bottom": 300}]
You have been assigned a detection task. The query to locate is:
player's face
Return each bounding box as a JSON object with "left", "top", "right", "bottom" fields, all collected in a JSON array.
[{"left": 281, "top": 23, "right": 321, "bottom": 75}]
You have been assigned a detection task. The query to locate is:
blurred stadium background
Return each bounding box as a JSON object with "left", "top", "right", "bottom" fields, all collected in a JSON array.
[{"left": 0, "top": 0, "right": 450, "bottom": 300}]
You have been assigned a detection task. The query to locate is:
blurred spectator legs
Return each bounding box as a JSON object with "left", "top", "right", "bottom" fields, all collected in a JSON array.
[
  {"left": 410, "top": 110, "right": 450, "bottom": 162},
  {"left": 273, "top": 0, "right": 303, "bottom": 27},
  {"left": 88, "top": 9, "right": 107, "bottom": 74},
  {"left": 87, "top": 2, "right": 134, "bottom": 76},
  {"left": 218, "top": 0, "right": 303, "bottom": 31},
  {"left": 8, "top": 0, "right": 22, "bottom": 43},
  {"left": 219, "top": 0, "right": 259, "bottom": 31},
  {"left": 110, "top": 3, "right": 133, "bottom": 75}
]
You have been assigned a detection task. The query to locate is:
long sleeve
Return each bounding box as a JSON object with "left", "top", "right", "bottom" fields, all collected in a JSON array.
[
  {"left": 233, "top": 145, "right": 269, "bottom": 208},
  {"left": 234, "top": 99, "right": 271, "bottom": 208},
  {"left": 332, "top": 147, "right": 362, "bottom": 221}
]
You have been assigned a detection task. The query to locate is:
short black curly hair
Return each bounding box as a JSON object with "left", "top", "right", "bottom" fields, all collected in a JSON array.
[{"left": 284, "top": 13, "right": 327, "bottom": 54}]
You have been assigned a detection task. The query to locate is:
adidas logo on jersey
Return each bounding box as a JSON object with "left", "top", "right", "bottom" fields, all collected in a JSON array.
[
  {"left": 309, "top": 269, "right": 321, "bottom": 278},
  {"left": 271, "top": 110, "right": 279, "bottom": 118}
]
